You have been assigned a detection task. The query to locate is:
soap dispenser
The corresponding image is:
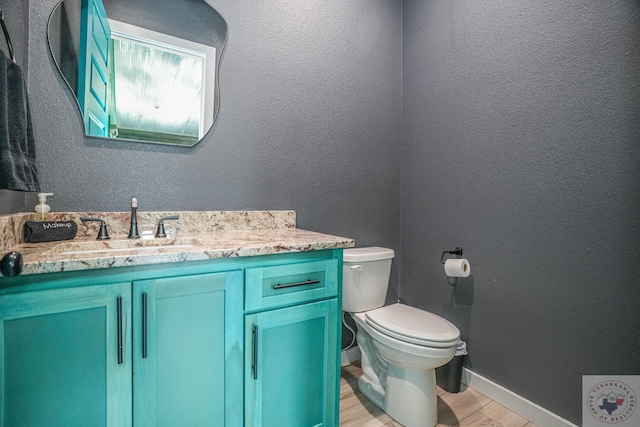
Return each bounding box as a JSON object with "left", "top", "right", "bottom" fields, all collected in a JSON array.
[{"left": 35, "top": 193, "right": 54, "bottom": 221}]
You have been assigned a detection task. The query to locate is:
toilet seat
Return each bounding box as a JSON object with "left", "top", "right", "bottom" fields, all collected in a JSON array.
[{"left": 365, "top": 303, "right": 460, "bottom": 348}]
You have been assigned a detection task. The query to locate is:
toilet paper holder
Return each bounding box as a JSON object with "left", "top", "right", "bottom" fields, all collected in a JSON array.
[{"left": 441, "top": 247, "right": 463, "bottom": 264}]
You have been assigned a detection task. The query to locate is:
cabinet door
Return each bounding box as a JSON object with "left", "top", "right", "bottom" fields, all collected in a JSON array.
[
  {"left": 133, "top": 271, "right": 243, "bottom": 426},
  {"left": 245, "top": 299, "right": 339, "bottom": 427},
  {"left": 0, "top": 283, "right": 132, "bottom": 427}
]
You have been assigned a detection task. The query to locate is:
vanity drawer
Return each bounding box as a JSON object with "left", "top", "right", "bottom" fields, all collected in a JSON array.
[{"left": 245, "top": 259, "right": 338, "bottom": 311}]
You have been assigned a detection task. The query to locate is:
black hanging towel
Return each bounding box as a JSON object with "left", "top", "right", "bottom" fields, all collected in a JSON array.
[{"left": 0, "top": 45, "right": 40, "bottom": 191}]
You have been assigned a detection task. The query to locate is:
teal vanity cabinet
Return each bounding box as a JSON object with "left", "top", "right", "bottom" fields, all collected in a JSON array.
[
  {"left": 244, "top": 258, "right": 341, "bottom": 427},
  {"left": 0, "top": 248, "right": 343, "bottom": 427},
  {"left": 0, "top": 267, "right": 243, "bottom": 427}
]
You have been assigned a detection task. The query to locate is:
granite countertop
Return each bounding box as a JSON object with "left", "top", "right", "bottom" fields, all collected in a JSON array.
[{"left": 1, "top": 211, "right": 354, "bottom": 277}]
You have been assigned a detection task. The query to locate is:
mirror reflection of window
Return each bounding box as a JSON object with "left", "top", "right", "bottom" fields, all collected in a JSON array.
[
  {"left": 109, "top": 20, "right": 215, "bottom": 145},
  {"left": 111, "top": 37, "right": 206, "bottom": 143},
  {"left": 47, "top": 0, "right": 227, "bottom": 146}
]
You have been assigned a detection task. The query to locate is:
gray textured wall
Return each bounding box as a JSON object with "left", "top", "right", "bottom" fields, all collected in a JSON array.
[
  {"left": 402, "top": 0, "right": 640, "bottom": 424},
  {"left": 21, "top": 0, "right": 402, "bottom": 274}
]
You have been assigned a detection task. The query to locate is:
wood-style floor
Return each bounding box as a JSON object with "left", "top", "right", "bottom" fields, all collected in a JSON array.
[{"left": 340, "top": 362, "right": 539, "bottom": 427}]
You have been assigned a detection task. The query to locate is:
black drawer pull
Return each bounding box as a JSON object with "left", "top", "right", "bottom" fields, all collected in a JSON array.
[{"left": 272, "top": 279, "right": 320, "bottom": 290}]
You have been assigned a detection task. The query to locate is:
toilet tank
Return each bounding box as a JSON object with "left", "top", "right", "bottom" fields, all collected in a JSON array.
[{"left": 342, "top": 247, "right": 395, "bottom": 312}]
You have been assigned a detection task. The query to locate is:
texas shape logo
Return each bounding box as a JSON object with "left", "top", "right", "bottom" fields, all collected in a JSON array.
[{"left": 587, "top": 380, "right": 637, "bottom": 424}]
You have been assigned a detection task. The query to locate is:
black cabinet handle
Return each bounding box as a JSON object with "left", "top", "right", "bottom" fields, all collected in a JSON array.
[
  {"left": 142, "top": 293, "right": 148, "bottom": 359},
  {"left": 272, "top": 279, "right": 320, "bottom": 290},
  {"left": 252, "top": 325, "right": 259, "bottom": 380},
  {"left": 117, "top": 297, "right": 123, "bottom": 364}
]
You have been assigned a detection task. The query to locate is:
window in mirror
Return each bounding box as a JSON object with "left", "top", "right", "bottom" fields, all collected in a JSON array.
[{"left": 108, "top": 20, "right": 215, "bottom": 145}]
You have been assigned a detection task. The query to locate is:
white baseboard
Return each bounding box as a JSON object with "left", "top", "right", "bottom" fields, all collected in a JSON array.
[
  {"left": 461, "top": 368, "right": 579, "bottom": 427},
  {"left": 341, "top": 346, "right": 361, "bottom": 366}
]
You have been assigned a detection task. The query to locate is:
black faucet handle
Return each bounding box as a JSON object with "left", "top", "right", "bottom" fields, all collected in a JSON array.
[
  {"left": 81, "top": 217, "right": 110, "bottom": 240},
  {"left": 155, "top": 215, "right": 179, "bottom": 238}
]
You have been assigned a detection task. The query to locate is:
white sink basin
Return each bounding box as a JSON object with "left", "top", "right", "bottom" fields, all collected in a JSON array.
[{"left": 47, "top": 237, "right": 201, "bottom": 256}]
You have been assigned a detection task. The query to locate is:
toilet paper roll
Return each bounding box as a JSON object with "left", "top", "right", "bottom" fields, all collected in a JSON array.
[{"left": 444, "top": 258, "right": 470, "bottom": 277}]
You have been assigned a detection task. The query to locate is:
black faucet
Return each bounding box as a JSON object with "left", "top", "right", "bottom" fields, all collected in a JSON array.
[{"left": 128, "top": 197, "right": 140, "bottom": 239}]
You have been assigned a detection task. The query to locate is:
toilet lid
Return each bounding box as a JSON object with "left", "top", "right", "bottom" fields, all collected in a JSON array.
[
  {"left": 343, "top": 246, "right": 394, "bottom": 262},
  {"left": 365, "top": 304, "right": 460, "bottom": 347}
]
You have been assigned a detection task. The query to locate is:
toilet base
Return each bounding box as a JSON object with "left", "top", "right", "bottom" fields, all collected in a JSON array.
[{"left": 359, "top": 364, "right": 438, "bottom": 427}]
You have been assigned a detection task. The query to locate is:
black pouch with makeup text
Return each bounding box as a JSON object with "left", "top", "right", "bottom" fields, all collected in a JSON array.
[{"left": 23, "top": 221, "right": 78, "bottom": 243}]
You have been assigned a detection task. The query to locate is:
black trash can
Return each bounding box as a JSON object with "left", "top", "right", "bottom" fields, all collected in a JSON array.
[{"left": 436, "top": 341, "right": 467, "bottom": 393}]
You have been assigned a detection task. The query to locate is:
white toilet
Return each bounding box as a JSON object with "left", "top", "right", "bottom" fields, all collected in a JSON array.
[{"left": 343, "top": 247, "right": 460, "bottom": 427}]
